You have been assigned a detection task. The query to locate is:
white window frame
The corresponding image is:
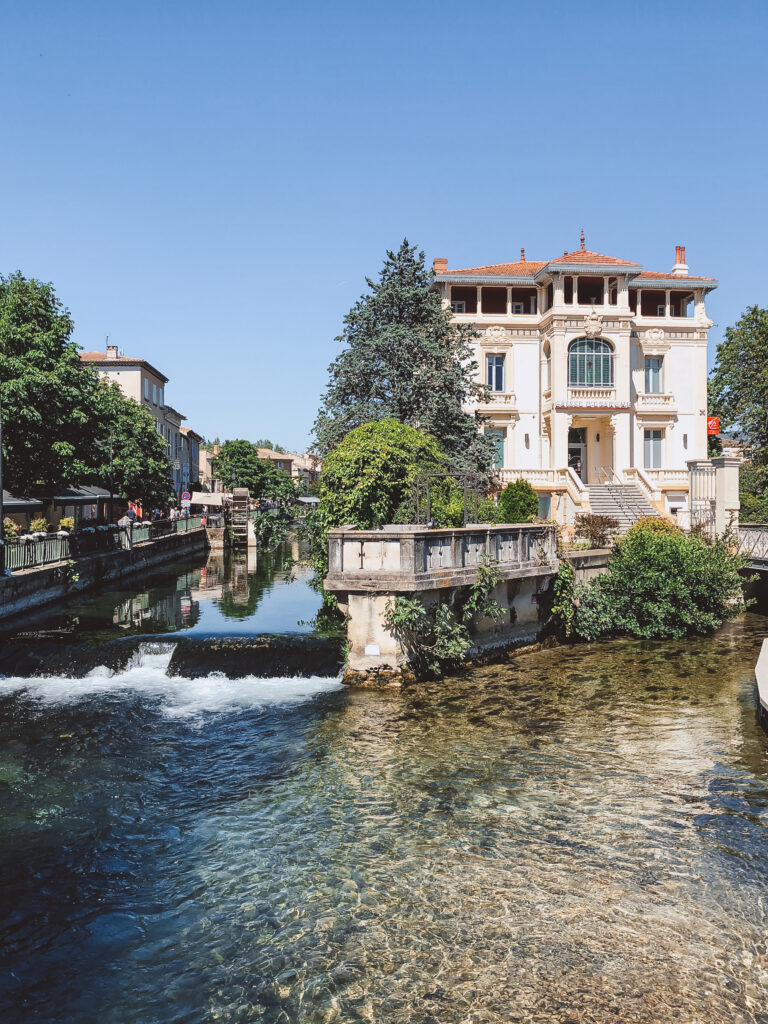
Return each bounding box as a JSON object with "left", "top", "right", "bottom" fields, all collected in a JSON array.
[
  {"left": 451, "top": 300, "right": 466, "bottom": 314},
  {"left": 486, "top": 353, "right": 505, "bottom": 393},
  {"left": 144, "top": 378, "right": 150, "bottom": 401},
  {"left": 657, "top": 304, "right": 666, "bottom": 317},
  {"left": 510, "top": 301, "right": 524, "bottom": 315},
  {"left": 644, "top": 428, "right": 663, "bottom": 470},
  {"left": 644, "top": 356, "right": 663, "bottom": 395}
]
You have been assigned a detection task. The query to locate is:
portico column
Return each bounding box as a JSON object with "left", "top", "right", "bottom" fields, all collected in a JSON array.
[
  {"left": 665, "top": 289, "right": 671, "bottom": 317},
  {"left": 506, "top": 287, "right": 512, "bottom": 316},
  {"left": 636, "top": 288, "right": 642, "bottom": 317},
  {"left": 554, "top": 276, "right": 564, "bottom": 307},
  {"left": 612, "top": 413, "right": 631, "bottom": 479},
  {"left": 476, "top": 287, "right": 482, "bottom": 316},
  {"left": 604, "top": 276, "right": 609, "bottom": 306}
]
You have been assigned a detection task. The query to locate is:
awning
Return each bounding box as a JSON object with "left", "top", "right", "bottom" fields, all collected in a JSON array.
[
  {"left": 190, "top": 491, "right": 224, "bottom": 507},
  {"left": 2, "top": 489, "right": 44, "bottom": 511}
]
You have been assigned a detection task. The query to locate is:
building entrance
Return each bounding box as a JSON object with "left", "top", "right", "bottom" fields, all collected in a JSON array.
[{"left": 568, "top": 427, "right": 587, "bottom": 483}]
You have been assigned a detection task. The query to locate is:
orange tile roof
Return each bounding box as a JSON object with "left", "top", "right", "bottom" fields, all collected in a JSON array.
[
  {"left": 442, "top": 260, "right": 546, "bottom": 278},
  {"left": 549, "top": 248, "right": 640, "bottom": 267},
  {"left": 79, "top": 351, "right": 169, "bottom": 382},
  {"left": 634, "top": 270, "right": 716, "bottom": 282}
]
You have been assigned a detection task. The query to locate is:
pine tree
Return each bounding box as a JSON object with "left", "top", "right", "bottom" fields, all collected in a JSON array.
[{"left": 313, "top": 240, "right": 493, "bottom": 476}]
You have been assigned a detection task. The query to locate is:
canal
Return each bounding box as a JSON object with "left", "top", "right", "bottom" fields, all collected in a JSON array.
[{"left": 1, "top": 545, "right": 767, "bottom": 1023}]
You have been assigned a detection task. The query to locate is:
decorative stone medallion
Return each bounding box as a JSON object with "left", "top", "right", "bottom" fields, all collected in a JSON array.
[
  {"left": 583, "top": 310, "right": 603, "bottom": 338},
  {"left": 484, "top": 325, "right": 507, "bottom": 343},
  {"left": 644, "top": 327, "right": 665, "bottom": 344}
]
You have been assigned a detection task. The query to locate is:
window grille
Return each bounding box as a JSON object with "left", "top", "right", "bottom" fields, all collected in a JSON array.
[{"left": 568, "top": 339, "right": 613, "bottom": 387}]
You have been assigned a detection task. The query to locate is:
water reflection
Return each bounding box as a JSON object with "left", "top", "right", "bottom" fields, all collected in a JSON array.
[
  {"left": 2, "top": 566, "right": 768, "bottom": 1022},
  {"left": 0, "top": 543, "right": 321, "bottom": 645}
]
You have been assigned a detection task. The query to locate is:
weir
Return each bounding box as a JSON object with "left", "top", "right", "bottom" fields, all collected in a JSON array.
[{"left": 324, "top": 522, "right": 559, "bottom": 684}]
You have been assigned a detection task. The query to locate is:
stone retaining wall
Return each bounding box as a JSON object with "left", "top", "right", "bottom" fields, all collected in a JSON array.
[{"left": 0, "top": 529, "right": 208, "bottom": 623}]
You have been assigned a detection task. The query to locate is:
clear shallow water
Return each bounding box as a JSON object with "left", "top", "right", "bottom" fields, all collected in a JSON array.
[{"left": 0, "top": 552, "right": 767, "bottom": 1023}]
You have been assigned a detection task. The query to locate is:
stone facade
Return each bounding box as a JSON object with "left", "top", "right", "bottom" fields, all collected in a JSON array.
[{"left": 433, "top": 240, "right": 717, "bottom": 523}]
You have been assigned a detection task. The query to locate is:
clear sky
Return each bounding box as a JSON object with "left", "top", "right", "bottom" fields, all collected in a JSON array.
[{"left": 1, "top": 0, "right": 766, "bottom": 451}]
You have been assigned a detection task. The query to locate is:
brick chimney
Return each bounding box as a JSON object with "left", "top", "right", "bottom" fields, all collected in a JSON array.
[
  {"left": 106, "top": 343, "right": 119, "bottom": 359},
  {"left": 520, "top": 247, "right": 526, "bottom": 262},
  {"left": 432, "top": 257, "right": 448, "bottom": 273},
  {"left": 672, "top": 244, "right": 689, "bottom": 277}
]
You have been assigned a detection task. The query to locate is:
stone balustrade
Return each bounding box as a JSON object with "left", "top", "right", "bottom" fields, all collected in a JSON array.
[{"left": 325, "top": 523, "right": 558, "bottom": 594}]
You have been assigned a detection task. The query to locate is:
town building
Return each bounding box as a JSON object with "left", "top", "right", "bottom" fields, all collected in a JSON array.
[
  {"left": 79, "top": 342, "right": 204, "bottom": 503},
  {"left": 257, "top": 447, "right": 294, "bottom": 477},
  {"left": 286, "top": 451, "right": 322, "bottom": 485},
  {"left": 432, "top": 238, "right": 716, "bottom": 522},
  {"left": 198, "top": 443, "right": 222, "bottom": 493}
]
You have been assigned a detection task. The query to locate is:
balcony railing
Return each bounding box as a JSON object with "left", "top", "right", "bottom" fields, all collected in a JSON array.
[
  {"left": 565, "top": 386, "right": 617, "bottom": 407},
  {"left": 481, "top": 390, "right": 517, "bottom": 408},
  {"left": 636, "top": 392, "right": 676, "bottom": 411}
]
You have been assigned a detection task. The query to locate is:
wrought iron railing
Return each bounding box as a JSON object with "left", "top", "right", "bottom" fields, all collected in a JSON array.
[{"left": 5, "top": 535, "right": 72, "bottom": 571}]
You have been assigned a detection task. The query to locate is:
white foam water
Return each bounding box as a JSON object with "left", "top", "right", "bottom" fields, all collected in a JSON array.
[{"left": 0, "top": 642, "right": 344, "bottom": 720}]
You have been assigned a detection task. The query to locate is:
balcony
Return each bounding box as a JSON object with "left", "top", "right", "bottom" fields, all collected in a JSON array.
[
  {"left": 480, "top": 390, "right": 518, "bottom": 412},
  {"left": 635, "top": 392, "right": 676, "bottom": 414},
  {"left": 563, "top": 387, "right": 618, "bottom": 408}
]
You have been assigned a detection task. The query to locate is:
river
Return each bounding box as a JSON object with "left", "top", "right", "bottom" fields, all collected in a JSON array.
[{"left": 0, "top": 546, "right": 767, "bottom": 1023}]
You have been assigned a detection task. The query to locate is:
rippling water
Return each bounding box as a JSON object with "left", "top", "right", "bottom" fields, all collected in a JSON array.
[{"left": 0, "top": 555, "right": 767, "bottom": 1023}]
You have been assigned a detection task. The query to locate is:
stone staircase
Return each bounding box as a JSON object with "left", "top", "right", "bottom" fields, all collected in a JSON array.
[{"left": 586, "top": 484, "right": 660, "bottom": 531}]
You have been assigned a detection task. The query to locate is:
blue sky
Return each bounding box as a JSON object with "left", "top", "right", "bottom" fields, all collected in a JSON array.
[{"left": 1, "top": 0, "right": 766, "bottom": 450}]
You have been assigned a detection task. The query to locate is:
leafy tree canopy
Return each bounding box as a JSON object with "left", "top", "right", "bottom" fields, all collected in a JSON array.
[
  {"left": 0, "top": 271, "right": 103, "bottom": 493},
  {"left": 709, "top": 305, "right": 768, "bottom": 462},
  {"left": 213, "top": 440, "right": 295, "bottom": 501},
  {"left": 317, "top": 419, "right": 443, "bottom": 531},
  {"left": 253, "top": 438, "right": 286, "bottom": 453},
  {"left": 313, "top": 240, "right": 494, "bottom": 477}
]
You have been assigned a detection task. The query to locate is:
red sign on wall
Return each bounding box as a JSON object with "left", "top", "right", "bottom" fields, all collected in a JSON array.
[{"left": 707, "top": 417, "right": 720, "bottom": 435}]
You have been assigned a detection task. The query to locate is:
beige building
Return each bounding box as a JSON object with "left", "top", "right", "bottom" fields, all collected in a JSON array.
[
  {"left": 80, "top": 342, "right": 202, "bottom": 501},
  {"left": 286, "top": 451, "right": 322, "bottom": 484},
  {"left": 433, "top": 238, "right": 716, "bottom": 522}
]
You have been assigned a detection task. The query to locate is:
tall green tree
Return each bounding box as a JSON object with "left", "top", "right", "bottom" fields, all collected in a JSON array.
[
  {"left": 85, "top": 382, "right": 174, "bottom": 512},
  {"left": 213, "top": 440, "right": 295, "bottom": 501},
  {"left": 709, "top": 305, "right": 768, "bottom": 461},
  {"left": 0, "top": 271, "right": 102, "bottom": 493},
  {"left": 313, "top": 240, "right": 494, "bottom": 476}
]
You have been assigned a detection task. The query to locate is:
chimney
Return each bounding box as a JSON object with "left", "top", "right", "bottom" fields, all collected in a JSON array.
[
  {"left": 433, "top": 257, "right": 448, "bottom": 273},
  {"left": 672, "top": 244, "right": 689, "bottom": 277},
  {"left": 520, "top": 247, "right": 526, "bottom": 262},
  {"left": 106, "top": 344, "right": 119, "bottom": 359}
]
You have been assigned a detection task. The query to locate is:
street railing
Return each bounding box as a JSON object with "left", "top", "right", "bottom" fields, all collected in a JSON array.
[{"left": 5, "top": 534, "right": 72, "bottom": 571}]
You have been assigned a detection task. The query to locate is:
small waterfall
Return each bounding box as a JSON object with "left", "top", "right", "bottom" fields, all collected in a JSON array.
[{"left": 0, "top": 636, "right": 343, "bottom": 719}]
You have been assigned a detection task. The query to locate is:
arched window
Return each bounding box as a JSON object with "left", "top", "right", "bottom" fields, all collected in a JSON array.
[{"left": 568, "top": 338, "right": 614, "bottom": 387}]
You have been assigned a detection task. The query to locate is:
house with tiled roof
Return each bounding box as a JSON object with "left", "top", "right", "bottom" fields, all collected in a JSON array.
[
  {"left": 80, "top": 342, "right": 202, "bottom": 501},
  {"left": 433, "top": 235, "right": 717, "bottom": 522}
]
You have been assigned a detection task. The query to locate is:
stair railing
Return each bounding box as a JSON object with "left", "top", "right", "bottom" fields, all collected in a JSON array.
[{"left": 595, "top": 467, "right": 635, "bottom": 523}]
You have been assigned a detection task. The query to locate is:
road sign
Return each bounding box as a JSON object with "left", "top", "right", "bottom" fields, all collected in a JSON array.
[
  {"left": 707, "top": 417, "right": 720, "bottom": 436},
  {"left": 181, "top": 491, "right": 191, "bottom": 501}
]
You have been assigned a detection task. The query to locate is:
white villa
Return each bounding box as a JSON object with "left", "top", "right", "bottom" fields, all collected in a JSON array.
[{"left": 433, "top": 236, "right": 716, "bottom": 523}]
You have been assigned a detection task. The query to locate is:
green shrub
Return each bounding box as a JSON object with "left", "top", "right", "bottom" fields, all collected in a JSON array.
[
  {"left": 384, "top": 557, "right": 503, "bottom": 676},
  {"left": 59, "top": 516, "right": 75, "bottom": 532},
  {"left": 573, "top": 527, "right": 748, "bottom": 641},
  {"left": 740, "top": 491, "right": 768, "bottom": 523},
  {"left": 630, "top": 515, "right": 678, "bottom": 534},
  {"left": 308, "top": 419, "right": 444, "bottom": 579},
  {"left": 497, "top": 479, "right": 538, "bottom": 523},
  {"left": 29, "top": 517, "right": 49, "bottom": 534},
  {"left": 574, "top": 513, "right": 619, "bottom": 548},
  {"left": 3, "top": 517, "right": 20, "bottom": 540}
]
